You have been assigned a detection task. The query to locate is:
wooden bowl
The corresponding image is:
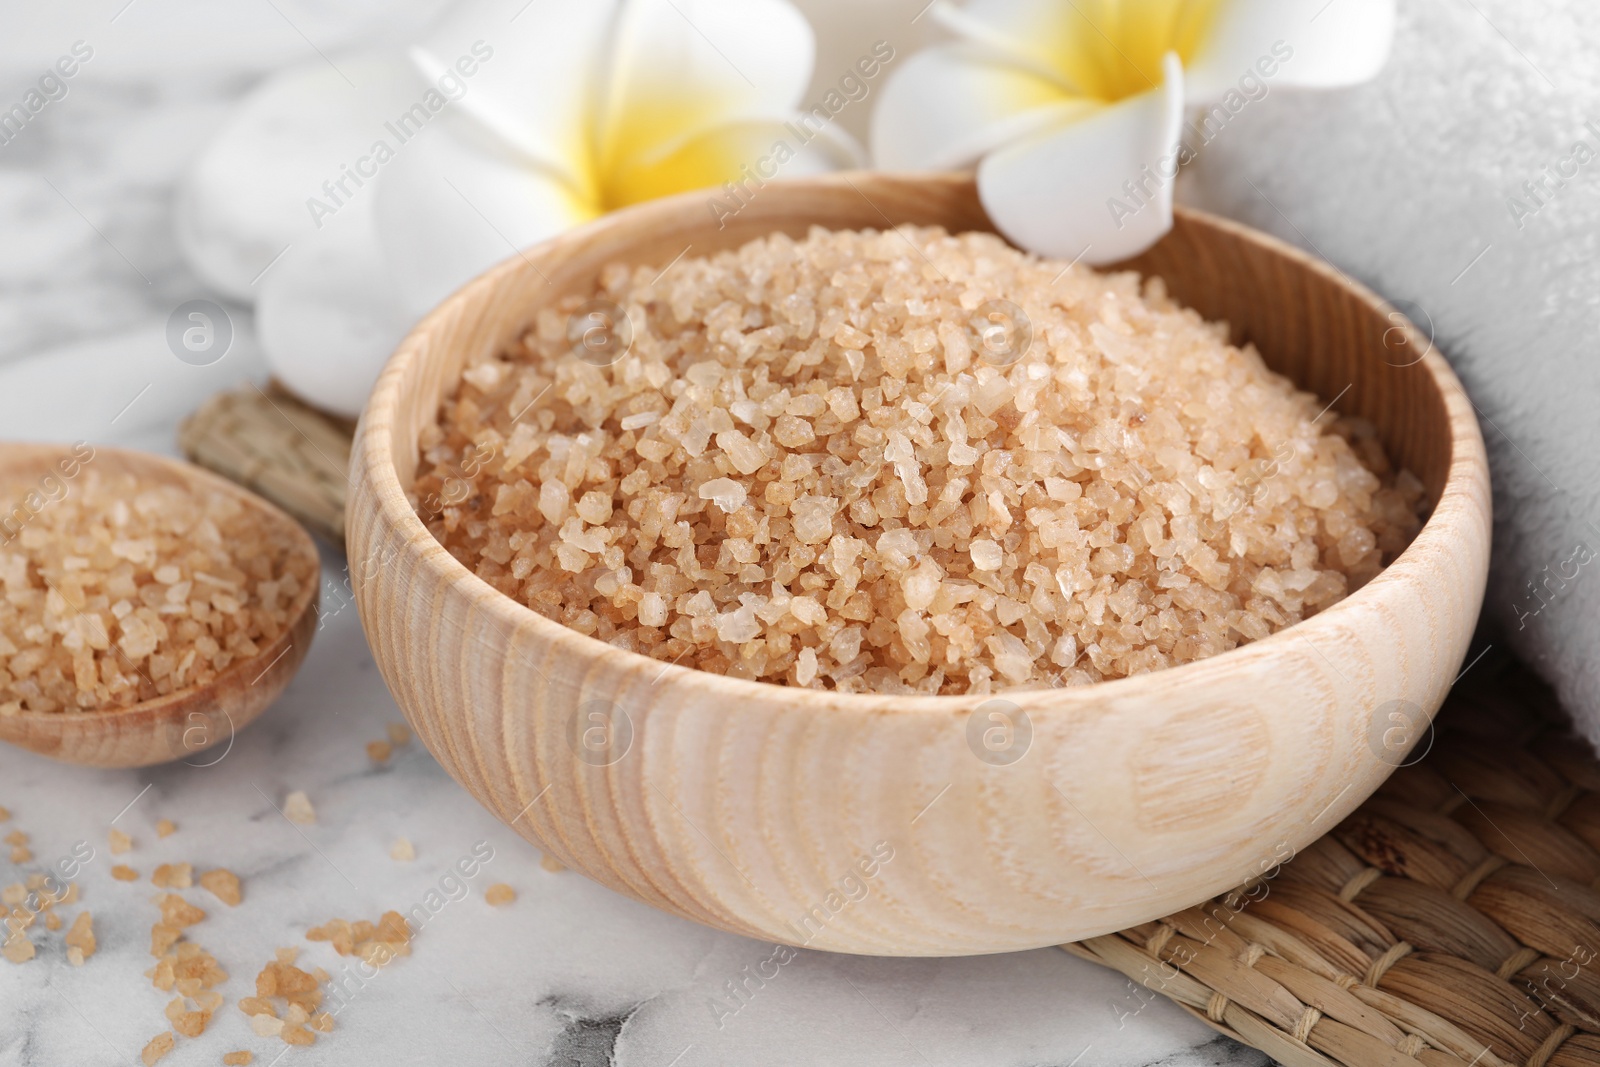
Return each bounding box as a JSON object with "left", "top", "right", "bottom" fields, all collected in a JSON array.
[
  {"left": 0, "top": 445, "right": 319, "bottom": 768},
  {"left": 349, "top": 173, "right": 1490, "bottom": 955}
]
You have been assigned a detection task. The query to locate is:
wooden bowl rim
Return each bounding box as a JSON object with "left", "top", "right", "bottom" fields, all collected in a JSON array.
[
  {"left": 0, "top": 443, "right": 322, "bottom": 727},
  {"left": 355, "top": 171, "right": 1487, "bottom": 715}
]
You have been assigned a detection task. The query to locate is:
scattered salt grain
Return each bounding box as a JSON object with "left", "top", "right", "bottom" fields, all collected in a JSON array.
[
  {"left": 199, "top": 869, "right": 242, "bottom": 907},
  {"left": 65, "top": 911, "right": 95, "bottom": 964},
  {"left": 151, "top": 863, "right": 192, "bottom": 890},
  {"left": 142, "top": 1032, "right": 175, "bottom": 1066},
  {"left": 2, "top": 931, "right": 33, "bottom": 964},
  {"left": 282, "top": 791, "right": 316, "bottom": 825}
]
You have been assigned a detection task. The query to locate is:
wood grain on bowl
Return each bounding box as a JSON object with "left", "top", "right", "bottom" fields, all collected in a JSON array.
[
  {"left": 347, "top": 173, "right": 1490, "bottom": 956},
  {"left": 0, "top": 445, "right": 319, "bottom": 769}
]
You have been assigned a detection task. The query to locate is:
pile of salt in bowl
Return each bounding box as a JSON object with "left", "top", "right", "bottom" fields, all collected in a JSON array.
[
  {"left": 0, "top": 466, "right": 312, "bottom": 714},
  {"left": 414, "top": 226, "right": 1426, "bottom": 695}
]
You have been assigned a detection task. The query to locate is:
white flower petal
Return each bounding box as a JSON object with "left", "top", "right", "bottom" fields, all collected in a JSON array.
[
  {"left": 931, "top": 0, "right": 1067, "bottom": 74},
  {"left": 258, "top": 202, "right": 413, "bottom": 418},
  {"left": 871, "top": 44, "right": 1089, "bottom": 170},
  {"left": 598, "top": 0, "right": 816, "bottom": 172},
  {"left": 372, "top": 119, "right": 594, "bottom": 315},
  {"left": 175, "top": 54, "right": 422, "bottom": 301},
  {"left": 1186, "top": 0, "right": 1396, "bottom": 99},
  {"left": 407, "top": 0, "right": 617, "bottom": 186},
  {"left": 977, "top": 53, "right": 1184, "bottom": 264}
]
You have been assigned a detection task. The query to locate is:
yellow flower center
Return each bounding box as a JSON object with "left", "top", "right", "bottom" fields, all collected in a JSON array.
[
  {"left": 568, "top": 91, "right": 753, "bottom": 216},
  {"left": 1027, "top": 0, "right": 1223, "bottom": 101}
]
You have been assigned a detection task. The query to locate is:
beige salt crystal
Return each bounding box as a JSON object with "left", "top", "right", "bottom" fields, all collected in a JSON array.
[
  {"left": 65, "top": 910, "right": 95, "bottom": 963},
  {"left": 282, "top": 791, "right": 316, "bottom": 825},
  {"left": 969, "top": 539, "right": 1003, "bottom": 572},
  {"left": 795, "top": 647, "right": 819, "bottom": 686},
  {"left": 387, "top": 722, "right": 413, "bottom": 747},
  {"left": 2, "top": 931, "right": 33, "bottom": 964},
  {"left": 151, "top": 923, "right": 182, "bottom": 956},
  {"left": 697, "top": 478, "right": 746, "bottom": 513},
  {"left": 789, "top": 597, "right": 826, "bottom": 627},
  {"left": 715, "top": 605, "right": 761, "bottom": 644},
  {"left": 715, "top": 430, "right": 766, "bottom": 475},
  {"left": 537, "top": 480, "right": 570, "bottom": 524},
  {"left": 485, "top": 884, "right": 516, "bottom": 906},
  {"left": 142, "top": 1032, "right": 175, "bottom": 1066},
  {"left": 199, "top": 869, "right": 242, "bottom": 907},
  {"left": 390, "top": 838, "right": 416, "bottom": 862},
  {"left": 156, "top": 819, "right": 177, "bottom": 838},
  {"left": 901, "top": 559, "right": 943, "bottom": 612},
  {"left": 109, "top": 828, "right": 132, "bottom": 855},
  {"left": 576, "top": 490, "right": 613, "bottom": 524},
  {"left": 790, "top": 497, "right": 835, "bottom": 544},
  {"left": 159, "top": 894, "right": 206, "bottom": 928},
  {"left": 414, "top": 226, "right": 1425, "bottom": 695},
  {"left": 638, "top": 592, "right": 667, "bottom": 627},
  {"left": 152, "top": 863, "right": 193, "bottom": 890},
  {"left": 237, "top": 996, "right": 275, "bottom": 1017}
]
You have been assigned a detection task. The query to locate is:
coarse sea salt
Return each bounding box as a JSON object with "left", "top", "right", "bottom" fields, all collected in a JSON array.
[
  {"left": 0, "top": 470, "right": 312, "bottom": 713},
  {"left": 414, "top": 226, "right": 1426, "bottom": 695}
]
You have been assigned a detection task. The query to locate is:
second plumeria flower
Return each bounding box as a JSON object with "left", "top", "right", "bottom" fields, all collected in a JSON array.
[{"left": 870, "top": 0, "right": 1395, "bottom": 264}]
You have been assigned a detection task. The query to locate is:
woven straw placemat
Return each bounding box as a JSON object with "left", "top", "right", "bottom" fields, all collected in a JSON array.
[
  {"left": 182, "top": 385, "right": 1594, "bottom": 1067},
  {"left": 1067, "top": 653, "right": 1600, "bottom": 1067}
]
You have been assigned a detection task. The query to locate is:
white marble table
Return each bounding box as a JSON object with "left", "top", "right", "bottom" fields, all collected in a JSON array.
[{"left": 0, "top": 4, "right": 1269, "bottom": 1063}]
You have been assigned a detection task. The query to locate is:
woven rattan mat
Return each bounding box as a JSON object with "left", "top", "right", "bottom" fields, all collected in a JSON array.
[
  {"left": 1067, "top": 653, "right": 1600, "bottom": 1067},
  {"left": 184, "top": 385, "right": 1595, "bottom": 1067}
]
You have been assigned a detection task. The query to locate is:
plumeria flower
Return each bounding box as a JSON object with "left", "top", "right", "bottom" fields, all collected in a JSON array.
[
  {"left": 178, "top": 0, "right": 859, "bottom": 416},
  {"left": 871, "top": 0, "right": 1394, "bottom": 264}
]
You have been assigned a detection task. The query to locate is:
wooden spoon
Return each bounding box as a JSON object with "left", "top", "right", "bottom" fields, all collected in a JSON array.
[{"left": 0, "top": 444, "right": 320, "bottom": 768}]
